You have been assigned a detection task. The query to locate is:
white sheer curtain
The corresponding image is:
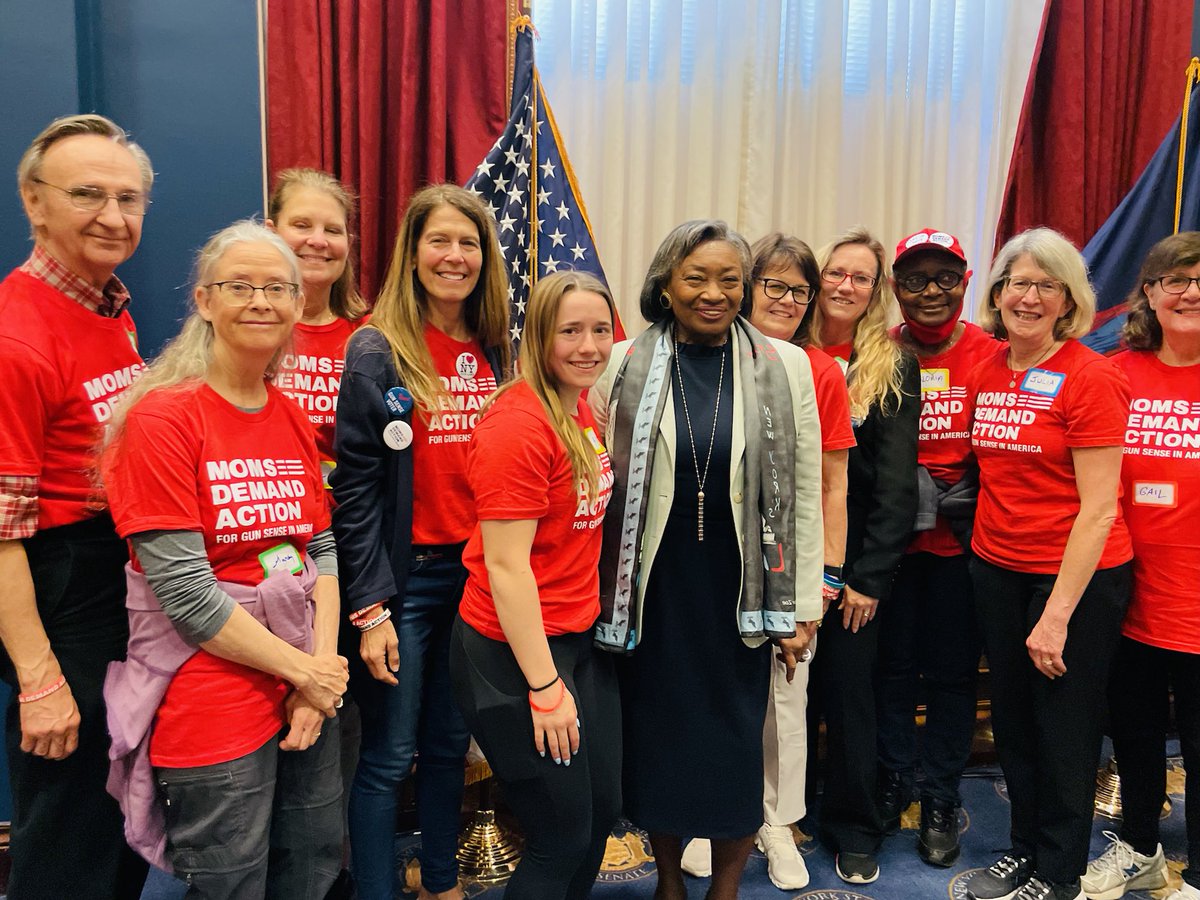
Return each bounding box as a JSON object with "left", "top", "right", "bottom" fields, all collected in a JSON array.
[{"left": 532, "top": 0, "right": 1047, "bottom": 333}]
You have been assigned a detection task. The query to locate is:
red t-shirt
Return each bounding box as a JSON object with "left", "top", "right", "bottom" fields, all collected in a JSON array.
[
  {"left": 411, "top": 323, "right": 498, "bottom": 545},
  {"left": 891, "top": 322, "right": 999, "bottom": 556},
  {"left": 0, "top": 269, "right": 143, "bottom": 528},
  {"left": 460, "top": 382, "right": 613, "bottom": 641},
  {"left": 1115, "top": 350, "right": 1200, "bottom": 652},
  {"left": 104, "top": 382, "right": 330, "bottom": 767},
  {"left": 968, "top": 339, "right": 1132, "bottom": 574},
  {"left": 804, "top": 346, "right": 856, "bottom": 453},
  {"left": 274, "top": 316, "right": 364, "bottom": 478},
  {"left": 821, "top": 342, "right": 853, "bottom": 375}
]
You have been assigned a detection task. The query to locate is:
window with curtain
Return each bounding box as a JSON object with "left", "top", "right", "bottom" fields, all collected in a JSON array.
[{"left": 532, "top": 0, "right": 1046, "bottom": 331}]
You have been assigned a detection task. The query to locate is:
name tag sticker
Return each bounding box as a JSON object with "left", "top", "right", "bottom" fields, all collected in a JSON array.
[
  {"left": 259, "top": 542, "right": 303, "bottom": 578},
  {"left": 1021, "top": 368, "right": 1065, "bottom": 398},
  {"left": 584, "top": 426, "right": 606, "bottom": 455},
  {"left": 1133, "top": 481, "right": 1177, "bottom": 508},
  {"left": 921, "top": 367, "right": 950, "bottom": 392}
]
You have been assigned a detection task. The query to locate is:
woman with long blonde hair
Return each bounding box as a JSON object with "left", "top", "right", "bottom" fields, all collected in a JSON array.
[
  {"left": 795, "top": 225, "right": 919, "bottom": 886},
  {"left": 450, "top": 270, "right": 620, "bottom": 899},
  {"left": 331, "top": 184, "right": 511, "bottom": 900}
]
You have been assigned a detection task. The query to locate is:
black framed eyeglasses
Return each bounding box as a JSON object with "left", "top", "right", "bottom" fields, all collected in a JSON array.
[
  {"left": 758, "top": 277, "right": 814, "bottom": 304},
  {"left": 894, "top": 271, "right": 964, "bottom": 294},
  {"left": 206, "top": 281, "right": 300, "bottom": 304},
  {"left": 1153, "top": 274, "right": 1200, "bottom": 294},
  {"left": 32, "top": 178, "right": 150, "bottom": 215}
]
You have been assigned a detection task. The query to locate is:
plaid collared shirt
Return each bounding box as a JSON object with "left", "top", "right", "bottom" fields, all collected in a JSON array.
[{"left": 1, "top": 248, "right": 132, "bottom": 538}]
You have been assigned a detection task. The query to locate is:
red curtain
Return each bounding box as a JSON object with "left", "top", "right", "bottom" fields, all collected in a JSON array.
[
  {"left": 995, "top": 0, "right": 1193, "bottom": 252},
  {"left": 266, "top": 1, "right": 509, "bottom": 301}
]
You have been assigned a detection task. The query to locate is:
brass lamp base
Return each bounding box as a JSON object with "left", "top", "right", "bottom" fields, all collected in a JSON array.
[{"left": 456, "top": 808, "right": 522, "bottom": 885}]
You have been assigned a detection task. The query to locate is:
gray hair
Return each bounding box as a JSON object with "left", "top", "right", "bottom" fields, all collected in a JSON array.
[
  {"left": 102, "top": 220, "right": 301, "bottom": 448},
  {"left": 638, "top": 220, "right": 753, "bottom": 324},
  {"left": 17, "top": 114, "right": 154, "bottom": 193},
  {"left": 978, "top": 227, "right": 1095, "bottom": 340}
]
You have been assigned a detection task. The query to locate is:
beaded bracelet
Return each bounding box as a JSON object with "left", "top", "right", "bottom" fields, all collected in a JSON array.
[
  {"left": 18, "top": 674, "right": 66, "bottom": 705},
  {"left": 528, "top": 678, "right": 566, "bottom": 713},
  {"left": 355, "top": 608, "right": 392, "bottom": 632}
]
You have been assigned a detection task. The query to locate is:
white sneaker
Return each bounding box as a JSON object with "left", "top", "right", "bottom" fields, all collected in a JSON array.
[
  {"left": 681, "top": 837, "right": 712, "bottom": 877},
  {"left": 756, "top": 824, "right": 810, "bottom": 890},
  {"left": 1080, "top": 831, "right": 1166, "bottom": 899},
  {"left": 1165, "top": 884, "right": 1200, "bottom": 900}
]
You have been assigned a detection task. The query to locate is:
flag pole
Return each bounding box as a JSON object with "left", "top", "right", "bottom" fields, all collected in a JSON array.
[{"left": 1174, "top": 57, "right": 1200, "bottom": 234}]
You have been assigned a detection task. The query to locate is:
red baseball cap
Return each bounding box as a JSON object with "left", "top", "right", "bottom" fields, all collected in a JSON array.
[{"left": 893, "top": 228, "right": 968, "bottom": 268}]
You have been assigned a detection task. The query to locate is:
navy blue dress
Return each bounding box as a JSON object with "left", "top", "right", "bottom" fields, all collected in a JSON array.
[{"left": 619, "top": 341, "right": 772, "bottom": 838}]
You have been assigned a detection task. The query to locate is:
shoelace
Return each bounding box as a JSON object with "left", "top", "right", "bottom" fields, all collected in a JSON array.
[
  {"left": 926, "top": 807, "right": 954, "bottom": 830},
  {"left": 988, "top": 854, "right": 1024, "bottom": 877},
  {"left": 759, "top": 826, "right": 795, "bottom": 853},
  {"left": 1091, "top": 830, "right": 1141, "bottom": 877},
  {"left": 1016, "top": 877, "right": 1052, "bottom": 900}
]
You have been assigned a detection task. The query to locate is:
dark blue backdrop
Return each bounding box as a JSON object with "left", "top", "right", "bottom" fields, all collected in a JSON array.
[{"left": 0, "top": 0, "right": 265, "bottom": 824}]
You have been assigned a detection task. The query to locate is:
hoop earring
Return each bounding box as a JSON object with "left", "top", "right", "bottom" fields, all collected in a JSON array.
[{"left": 659, "top": 291, "right": 672, "bottom": 310}]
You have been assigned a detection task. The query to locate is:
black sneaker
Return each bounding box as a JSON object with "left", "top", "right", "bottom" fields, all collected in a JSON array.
[
  {"left": 918, "top": 800, "right": 960, "bottom": 867},
  {"left": 1012, "top": 876, "right": 1082, "bottom": 900},
  {"left": 836, "top": 851, "right": 880, "bottom": 884},
  {"left": 966, "top": 854, "right": 1033, "bottom": 900},
  {"left": 876, "top": 769, "right": 909, "bottom": 834}
]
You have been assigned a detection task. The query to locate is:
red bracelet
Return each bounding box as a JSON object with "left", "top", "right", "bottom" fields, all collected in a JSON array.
[
  {"left": 528, "top": 678, "right": 566, "bottom": 713},
  {"left": 18, "top": 674, "right": 66, "bottom": 704},
  {"left": 348, "top": 602, "right": 384, "bottom": 624}
]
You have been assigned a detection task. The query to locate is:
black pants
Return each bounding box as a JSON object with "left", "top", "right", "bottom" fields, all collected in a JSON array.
[
  {"left": 810, "top": 601, "right": 884, "bottom": 854},
  {"left": 1109, "top": 634, "right": 1200, "bottom": 889},
  {"left": 450, "top": 617, "right": 622, "bottom": 900},
  {"left": 971, "top": 557, "right": 1130, "bottom": 884},
  {"left": 1, "top": 515, "right": 148, "bottom": 900},
  {"left": 876, "top": 551, "right": 980, "bottom": 806}
]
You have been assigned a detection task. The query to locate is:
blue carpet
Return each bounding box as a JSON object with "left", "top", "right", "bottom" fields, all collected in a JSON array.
[{"left": 134, "top": 759, "right": 1191, "bottom": 899}]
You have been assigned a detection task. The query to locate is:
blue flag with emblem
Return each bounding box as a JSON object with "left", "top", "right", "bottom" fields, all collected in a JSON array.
[{"left": 464, "top": 18, "right": 623, "bottom": 346}]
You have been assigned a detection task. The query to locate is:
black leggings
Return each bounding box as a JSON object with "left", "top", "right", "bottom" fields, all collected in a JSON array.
[{"left": 450, "top": 616, "right": 622, "bottom": 900}]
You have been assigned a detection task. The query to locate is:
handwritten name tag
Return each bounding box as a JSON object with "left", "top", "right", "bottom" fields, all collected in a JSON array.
[
  {"left": 1021, "top": 368, "right": 1065, "bottom": 398},
  {"left": 1132, "top": 481, "right": 1177, "bottom": 508},
  {"left": 921, "top": 367, "right": 950, "bottom": 392}
]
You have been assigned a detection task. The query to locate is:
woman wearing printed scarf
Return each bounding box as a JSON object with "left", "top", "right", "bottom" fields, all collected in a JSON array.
[
  {"left": 589, "top": 220, "right": 823, "bottom": 900},
  {"left": 964, "top": 228, "right": 1130, "bottom": 900},
  {"left": 331, "top": 184, "right": 511, "bottom": 900},
  {"left": 875, "top": 229, "right": 997, "bottom": 868},
  {"left": 450, "top": 271, "right": 619, "bottom": 900},
  {"left": 795, "top": 226, "right": 920, "bottom": 886}
]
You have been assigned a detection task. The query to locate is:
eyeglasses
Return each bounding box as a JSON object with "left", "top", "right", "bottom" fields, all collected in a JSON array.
[
  {"left": 822, "top": 268, "right": 878, "bottom": 290},
  {"left": 32, "top": 178, "right": 150, "bottom": 215},
  {"left": 206, "top": 281, "right": 300, "bottom": 304},
  {"left": 895, "top": 271, "right": 964, "bottom": 294},
  {"left": 1003, "top": 276, "right": 1066, "bottom": 300},
  {"left": 758, "top": 277, "right": 814, "bottom": 304},
  {"left": 1152, "top": 275, "right": 1200, "bottom": 294}
]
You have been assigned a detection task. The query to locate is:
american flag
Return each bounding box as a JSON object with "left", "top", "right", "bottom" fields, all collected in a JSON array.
[{"left": 464, "top": 19, "right": 623, "bottom": 346}]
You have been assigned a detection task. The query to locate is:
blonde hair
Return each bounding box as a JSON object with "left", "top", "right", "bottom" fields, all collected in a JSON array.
[
  {"left": 102, "top": 221, "right": 301, "bottom": 448},
  {"left": 802, "top": 226, "right": 907, "bottom": 419},
  {"left": 487, "top": 271, "right": 614, "bottom": 502},
  {"left": 267, "top": 168, "right": 369, "bottom": 321},
  {"left": 369, "top": 184, "right": 512, "bottom": 412},
  {"left": 979, "top": 227, "right": 1096, "bottom": 340}
]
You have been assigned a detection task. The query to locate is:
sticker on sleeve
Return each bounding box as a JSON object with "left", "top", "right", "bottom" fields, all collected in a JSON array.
[
  {"left": 384, "top": 386, "right": 414, "bottom": 417},
  {"left": 259, "top": 542, "right": 303, "bottom": 578},
  {"left": 382, "top": 419, "right": 414, "bottom": 450},
  {"left": 584, "top": 426, "right": 606, "bottom": 455},
  {"left": 1021, "top": 368, "right": 1065, "bottom": 398},
  {"left": 1132, "top": 481, "right": 1177, "bottom": 508},
  {"left": 921, "top": 367, "right": 950, "bottom": 393},
  {"left": 320, "top": 459, "right": 336, "bottom": 490}
]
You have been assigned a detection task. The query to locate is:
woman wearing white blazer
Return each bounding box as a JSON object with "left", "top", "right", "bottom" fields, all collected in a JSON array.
[{"left": 589, "top": 219, "right": 823, "bottom": 900}]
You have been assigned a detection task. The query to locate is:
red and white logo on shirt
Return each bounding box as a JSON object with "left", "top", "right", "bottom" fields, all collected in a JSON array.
[
  {"left": 573, "top": 427, "right": 614, "bottom": 530},
  {"left": 205, "top": 456, "right": 315, "bottom": 539},
  {"left": 1124, "top": 397, "right": 1200, "bottom": 461},
  {"left": 82, "top": 362, "right": 144, "bottom": 422},
  {"left": 275, "top": 353, "right": 345, "bottom": 425}
]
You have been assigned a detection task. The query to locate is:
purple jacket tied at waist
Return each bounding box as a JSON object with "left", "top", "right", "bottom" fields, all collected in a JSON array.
[{"left": 104, "top": 558, "right": 318, "bottom": 870}]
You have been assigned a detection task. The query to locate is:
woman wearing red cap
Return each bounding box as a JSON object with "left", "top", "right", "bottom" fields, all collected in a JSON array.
[{"left": 876, "top": 229, "right": 998, "bottom": 868}]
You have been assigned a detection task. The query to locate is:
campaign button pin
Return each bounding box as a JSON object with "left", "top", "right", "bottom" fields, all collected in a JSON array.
[
  {"left": 382, "top": 419, "right": 414, "bottom": 450},
  {"left": 385, "top": 387, "right": 414, "bottom": 416}
]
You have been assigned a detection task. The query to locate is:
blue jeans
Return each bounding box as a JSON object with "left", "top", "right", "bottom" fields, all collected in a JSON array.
[
  {"left": 156, "top": 719, "right": 343, "bottom": 899},
  {"left": 348, "top": 548, "right": 470, "bottom": 897}
]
